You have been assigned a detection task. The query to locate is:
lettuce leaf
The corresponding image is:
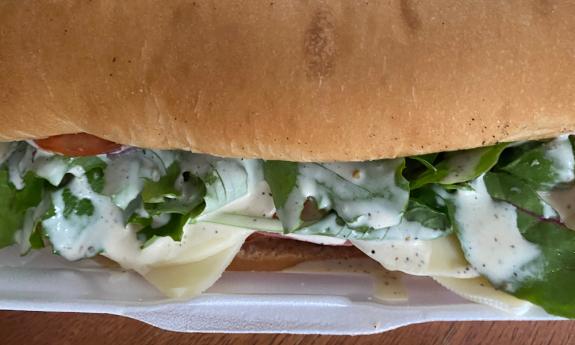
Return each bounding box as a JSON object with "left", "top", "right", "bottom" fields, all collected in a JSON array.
[
  {"left": 293, "top": 197, "right": 451, "bottom": 240},
  {"left": 130, "top": 155, "right": 248, "bottom": 246},
  {"left": 264, "top": 159, "right": 409, "bottom": 233},
  {"left": 103, "top": 150, "right": 175, "bottom": 209},
  {"left": 0, "top": 169, "right": 45, "bottom": 249},
  {"left": 184, "top": 155, "right": 249, "bottom": 215},
  {"left": 29, "top": 152, "right": 106, "bottom": 188},
  {"left": 411, "top": 143, "right": 509, "bottom": 189},
  {"left": 451, "top": 172, "right": 575, "bottom": 318},
  {"left": 483, "top": 172, "right": 557, "bottom": 218},
  {"left": 500, "top": 136, "right": 575, "bottom": 190}
]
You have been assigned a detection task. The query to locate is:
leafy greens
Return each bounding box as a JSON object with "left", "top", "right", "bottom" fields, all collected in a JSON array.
[{"left": 0, "top": 135, "right": 574, "bottom": 318}]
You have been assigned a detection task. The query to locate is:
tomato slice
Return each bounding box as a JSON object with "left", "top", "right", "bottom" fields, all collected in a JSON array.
[{"left": 35, "top": 133, "right": 122, "bottom": 156}]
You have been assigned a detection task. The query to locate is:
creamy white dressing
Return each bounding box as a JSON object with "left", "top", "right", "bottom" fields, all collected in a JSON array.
[
  {"left": 7, "top": 145, "right": 35, "bottom": 189},
  {"left": 31, "top": 152, "right": 84, "bottom": 186},
  {"left": 323, "top": 162, "right": 407, "bottom": 229},
  {"left": 194, "top": 160, "right": 284, "bottom": 230},
  {"left": 32, "top": 151, "right": 255, "bottom": 298},
  {"left": 201, "top": 180, "right": 276, "bottom": 219},
  {"left": 352, "top": 235, "right": 478, "bottom": 278},
  {"left": 103, "top": 151, "right": 163, "bottom": 209},
  {"left": 282, "top": 161, "right": 407, "bottom": 231},
  {"left": 36, "top": 153, "right": 260, "bottom": 267},
  {"left": 453, "top": 176, "right": 542, "bottom": 287},
  {"left": 98, "top": 155, "right": 258, "bottom": 297},
  {"left": 377, "top": 218, "right": 445, "bottom": 240},
  {"left": 42, "top": 175, "right": 124, "bottom": 260},
  {"left": 544, "top": 135, "right": 575, "bottom": 184},
  {"left": 7, "top": 138, "right": 574, "bottom": 307},
  {"left": 180, "top": 154, "right": 250, "bottom": 215},
  {"left": 195, "top": 168, "right": 347, "bottom": 246},
  {"left": 103, "top": 155, "right": 263, "bottom": 270}
]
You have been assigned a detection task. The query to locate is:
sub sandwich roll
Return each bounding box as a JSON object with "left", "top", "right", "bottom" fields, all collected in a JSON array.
[
  {"left": 1, "top": 0, "right": 575, "bottom": 320},
  {"left": 1, "top": 0, "right": 575, "bottom": 160}
]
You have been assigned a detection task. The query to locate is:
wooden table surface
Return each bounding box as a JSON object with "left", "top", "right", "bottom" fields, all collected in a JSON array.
[{"left": 0, "top": 311, "right": 572, "bottom": 345}]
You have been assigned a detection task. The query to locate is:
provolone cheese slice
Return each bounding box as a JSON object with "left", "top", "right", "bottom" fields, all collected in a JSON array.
[
  {"left": 141, "top": 236, "right": 248, "bottom": 298},
  {"left": 103, "top": 222, "right": 252, "bottom": 298},
  {"left": 103, "top": 223, "right": 253, "bottom": 270},
  {"left": 351, "top": 235, "right": 478, "bottom": 278},
  {"left": 433, "top": 276, "right": 533, "bottom": 315}
]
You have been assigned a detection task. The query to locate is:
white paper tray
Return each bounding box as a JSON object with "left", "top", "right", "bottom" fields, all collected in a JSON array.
[{"left": 0, "top": 247, "right": 559, "bottom": 335}]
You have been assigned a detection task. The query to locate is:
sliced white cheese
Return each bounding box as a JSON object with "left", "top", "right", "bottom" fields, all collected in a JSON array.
[
  {"left": 351, "top": 235, "right": 478, "bottom": 278},
  {"left": 103, "top": 223, "right": 253, "bottom": 270},
  {"left": 103, "top": 223, "right": 252, "bottom": 299},
  {"left": 433, "top": 276, "right": 533, "bottom": 315},
  {"left": 141, "top": 238, "right": 247, "bottom": 298}
]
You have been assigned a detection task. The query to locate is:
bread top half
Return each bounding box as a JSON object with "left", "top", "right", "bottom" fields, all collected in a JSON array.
[{"left": 1, "top": 0, "right": 575, "bottom": 161}]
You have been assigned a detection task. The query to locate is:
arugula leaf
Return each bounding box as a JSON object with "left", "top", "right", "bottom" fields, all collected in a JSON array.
[
  {"left": 103, "top": 150, "right": 173, "bottom": 209},
  {"left": 413, "top": 153, "right": 438, "bottom": 166},
  {"left": 28, "top": 226, "right": 45, "bottom": 249},
  {"left": 264, "top": 159, "right": 409, "bottom": 232},
  {"left": 17, "top": 197, "right": 53, "bottom": 254},
  {"left": 85, "top": 168, "right": 105, "bottom": 193},
  {"left": 190, "top": 157, "right": 249, "bottom": 215},
  {"left": 406, "top": 154, "right": 439, "bottom": 176},
  {"left": 483, "top": 172, "right": 556, "bottom": 218},
  {"left": 31, "top": 154, "right": 106, "bottom": 187},
  {"left": 287, "top": 184, "right": 450, "bottom": 240},
  {"left": 136, "top": 190, "right": 206, "bottom": 247},
  {"left": 139, "top": 173, "right": 205, "bottom": 218},
  {"left": 263, "top": 161, "right": 298, "bottom": 209},
  {"left": 409, "top": 185, "right": 448, "bottom": 212},
  {"left": 0, "top": 169, "right": 45, "bottom": 249},
  {"left": 411, "top": 143, "right": 508, "bottom": 189},
  {"left": 511, "top": 211, "right": 575, "bottom": 318},
  {"left": 127, "top": 155, "right": 246, "bottom": 242},
  {"left": 102, "top": 150, "right": 206, "bottom": 246},
  {"left": 61, "top": 188, "right": 95, "bottom": 217},
  {"left": 130, "top": 160, "right": 208, "bottom": 245},
  {"left": 403, "top": 200, "right": 450, "bottom": 232},
  {"left": 500, "top": 136, "right": 575, "bottom": 190},
  {"left": 141, "top": 163, "right": 181, "bottom": 202},
  {"left": 293, "top": 199, "right": 450, "bottom": 240},
  {"left": 137, "top": 213, "right": 192, "bottom": 245},
  {"left": 451, "top": 173, "right": 575, "bottom": 318}
]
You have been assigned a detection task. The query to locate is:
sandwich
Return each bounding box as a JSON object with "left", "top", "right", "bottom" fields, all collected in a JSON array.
[{"left": 1, "top": 0, "right": 575, "bottom": 318}]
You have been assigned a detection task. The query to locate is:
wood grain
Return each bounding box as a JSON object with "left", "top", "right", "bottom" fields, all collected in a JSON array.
[{"left": 0, "top": 311, "right": 573, "bottom": 345}]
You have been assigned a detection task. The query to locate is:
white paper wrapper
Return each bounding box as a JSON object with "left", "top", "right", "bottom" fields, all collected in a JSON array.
[{"left": 0, "top": 247, "right": 560, "bottom": 334}]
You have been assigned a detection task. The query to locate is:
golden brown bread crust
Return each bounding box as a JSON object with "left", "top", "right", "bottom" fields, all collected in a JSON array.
[
  {"left": 228, "top": 235, "right": 366, "bottom": 271},
  {"left": 1, "top": 0, "right": 575, "bottom": 161}
]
